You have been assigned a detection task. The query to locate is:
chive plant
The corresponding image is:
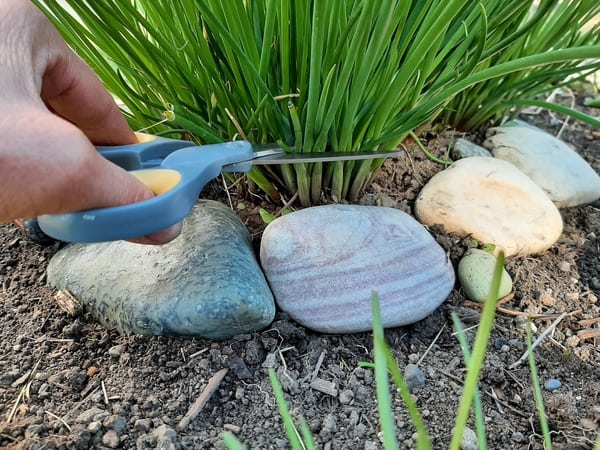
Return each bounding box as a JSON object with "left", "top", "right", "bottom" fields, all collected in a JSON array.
[
  {"left": 443, "top": 0, "right": 600, "bottom": 130},
  {"left": 35, "top": 1, "right": 600, "bottom": 205}
]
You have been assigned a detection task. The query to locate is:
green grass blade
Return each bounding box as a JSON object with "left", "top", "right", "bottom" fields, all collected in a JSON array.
[
  {"left": 222, "top": 432, "right": 247, "bottom": 450},
  {"left": 451, "top": 314, "right": 487, "bottom": 450},
  {"left": 449, "top": 252, "right": 505, "bottom": 450},
  {"left": 509, "top": 99, "right": 600, "bottom": 128},
  {"left": 268, "top": 369, "right": 304, "bottom": 450},
  {"left": 371, "top": 291, "right": 399, "bottom": 449},
  {"left": 526, "top": 322, "right": 553, "bottom": 449},
  {"left": 371, "top": 291, "right": 432, "bottom": 449}
]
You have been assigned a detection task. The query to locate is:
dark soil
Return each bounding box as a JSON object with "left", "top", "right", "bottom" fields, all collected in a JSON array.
[{"left": 1, "top": 94, "right": 599, "bottom": 450}]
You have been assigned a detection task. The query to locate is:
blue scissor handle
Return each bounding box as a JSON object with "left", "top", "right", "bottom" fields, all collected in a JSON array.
[{"left": 37, "top": 136, "right": 254, "bottom": 243}]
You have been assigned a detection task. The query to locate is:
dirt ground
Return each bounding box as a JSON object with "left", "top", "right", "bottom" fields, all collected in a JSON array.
[{"left": 1, "top": 95, "right": 599, "bottom": 450}]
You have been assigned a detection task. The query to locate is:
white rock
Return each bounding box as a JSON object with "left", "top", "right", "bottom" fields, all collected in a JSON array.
[
  {"left": 484, "top": 123, "right": 600, "bottom": 207},
  {"left": 260, "top": 205, "right": 454, "bottom": 333},
  {"left": 415, "top": 157, "right": 563, "bottom": 257}
]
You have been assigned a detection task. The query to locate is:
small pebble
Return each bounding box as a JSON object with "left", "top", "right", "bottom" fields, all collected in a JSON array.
[
  {"left": 101, "top": 430, "right": 120, "bottom": 449},
  {"left": 37, "top": 383, "right": 50, "bottom": 398},
  {"left": 539, "top": 290, "right": 556, "bottom": 307},
  {"left": 87, "top": 421, "right": 102, "bottom": 434},
  {"left": 108, "top": 345, "right": 123, "bottom": 358},
  {"left": 339, "top": 389, "right": 354, "bottom": 405},
  {"left": 460, "top": 426, "right": 478, "bottom": 450},
  {"left": 544, "top": 379, "right": 562, "bottom": 391},
  {"left": 404, "top": 364, "right": 425, "bottom": 391},
  {"left": 103, "top": 415, "right": 127, "bottom": 434},
  {"left": 223, "top": 423, "right": 241, "bottom": 434},
  {"left": 500, "top": 344, "right": 510, "bottom": 353},
  {"left": 565, "top": 336, "right": 580, "bottom": 347},
  {"left": 451, "top": 138, "right": 493, "bottom": 160},
  {"left": 76, "top": 407, "right": 107, "bottom": 425},
  {"left": 153, "top": 424, "right": 179, "bottom": 448},
  {"left": 565, "top": 292, "right": 579, "bottom": 302},
  {"left": 321, "top": 413, "right": 338, "bottom": 435},
  {"left": 134, "top": 418, "right": 152, "bottom": 432},
  {"left": 508, "top": 338, "right": 523, "bottom": 350},
  {"left": 494, "top": 338, "right": 507, "bottom": 350},
  {"left": 512, "top": 431, "right": 525, "bottom": 443},
  {"left": 558, "top": 261, "right": 571, "bottom": 272}
]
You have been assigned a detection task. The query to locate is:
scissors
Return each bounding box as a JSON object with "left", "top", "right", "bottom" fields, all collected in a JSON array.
[{"left": 37, "top": 133, "right": 403, "bottom": 243}]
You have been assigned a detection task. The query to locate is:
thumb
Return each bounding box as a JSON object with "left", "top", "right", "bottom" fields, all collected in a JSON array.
[
  {"left": 85, "top": 153, "right": 183, "bottom": 245},
  {"left": 1, "top": 110, "right": 181, "bottom": 244}
]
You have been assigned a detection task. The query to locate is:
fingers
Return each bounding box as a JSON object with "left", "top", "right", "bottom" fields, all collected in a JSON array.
[
  {"left": 40, "top": 47, "right": 138, "bottom": 146},
  {"left": 128, "top": 222, "right": 183, "bottom": 245},
  {"left": 0, "top": 109, "right": 180, "bottom": 244}
]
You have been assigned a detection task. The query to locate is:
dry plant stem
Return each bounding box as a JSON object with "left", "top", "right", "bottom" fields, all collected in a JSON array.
[
  {"left": 418, "top": 322, "right": 447, "bottom": 365},
  {"left": 44, "top": 411, "right": 72, "bottom": 432},
  {"left": 437, "top": 369, "right": 530, "bottom": 419},
  {"left": 276, "top": 192, "right": 299, "bottom": 218},
  {"left": 577, "top": 329, "right": 600, "bottom": 340},
  {"left": 221, "top": 174, "right": 234, "bottom": 209},
  {"left": 101, "top": 381, "right": 110, "bottom": 405},
  {"left": 463, "top": 299, "right": 580, "bottom": 320},
  {"left": 6, "top": 359, "right": 41, "bottom": 424},
  {"left": 311, "top": 350, "right": 327, "bottom": 381},
  {"left": 509, "top": 312, "right": 568, "bottom": 370},
  {"left": 188, "top": 348, "right": 210, "bottom": 359},
  {"left": 177, "top": 368, "right": 228, "bottom": 431},
  {"left": 555, "top": 88, "right": 576, "bottom": 140},
  {"left": 579, "top": 317, "right": 600, "bottom": 327}
]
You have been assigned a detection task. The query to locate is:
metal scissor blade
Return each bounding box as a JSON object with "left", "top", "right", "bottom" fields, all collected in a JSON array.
[{"left": 250, "top": 149, "right": 405, "bottom": 165}]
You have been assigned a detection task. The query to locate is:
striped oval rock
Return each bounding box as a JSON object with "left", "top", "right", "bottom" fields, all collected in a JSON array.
[{"left": 260, "top": 205, "right": 454, "bottom": 333}]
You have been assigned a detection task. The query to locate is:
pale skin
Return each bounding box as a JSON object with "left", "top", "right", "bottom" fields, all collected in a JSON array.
[{"left": 0, "top": 0, "right": 180, "bottom": 244}]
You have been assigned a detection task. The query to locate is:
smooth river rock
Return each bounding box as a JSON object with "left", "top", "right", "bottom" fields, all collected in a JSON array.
[
  {"left": 484, "top": 123, "right": 600, "bottom": 207},
  {"left": 260, "top": 205, "right": 454, "bottom": 334},
  {"left": 458, "top": 248, "right": 513, "bottom": 302},
  {"left": 415, "top": 157, "right": 563, "bottom": 257},
  {"left": 47, "top": 200, "right": 275, "bottom": 339},
  {"left": 451, "top": 138, "right": 493, "bottom": 160}
]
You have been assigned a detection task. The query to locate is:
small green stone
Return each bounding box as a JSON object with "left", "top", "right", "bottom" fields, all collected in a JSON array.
[{"left": 458, "top": 248, "right": 513, "bottom": 302}]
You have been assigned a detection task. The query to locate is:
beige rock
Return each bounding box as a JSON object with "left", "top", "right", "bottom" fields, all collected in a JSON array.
[{"left": 415, "top": 157, "right": 563, "bottom": 256}]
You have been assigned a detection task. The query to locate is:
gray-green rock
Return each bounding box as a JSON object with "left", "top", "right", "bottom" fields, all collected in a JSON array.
[
  {"left": 47, "top": 200, "right": 275, "bottom": 339},
  {"left": 451, "top": 138, "right": 493, "bottom": 160},
  {"left": 458, "top": 248, "right": 513, "bottom": 302}
]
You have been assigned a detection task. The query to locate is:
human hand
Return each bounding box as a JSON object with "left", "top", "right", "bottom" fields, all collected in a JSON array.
[{"left": 0, "top": 0, "right": 181, "bottom": 244}]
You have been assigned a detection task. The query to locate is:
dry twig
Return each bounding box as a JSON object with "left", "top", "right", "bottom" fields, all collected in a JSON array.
[
  {"left": 509, "top": 312, "right": 568, "bottom": 370},
  {"left": 177, "top": 368, "right": 228, "bottom": 431},
  {"left": 44, "top": 411, "right": 72, "bottom": 432},
  {"left": 6, "top": 359, "right": 41, "bottom": 424},
  {"left": 418, "top": 322, "right": 446, "bottom": 365}
]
